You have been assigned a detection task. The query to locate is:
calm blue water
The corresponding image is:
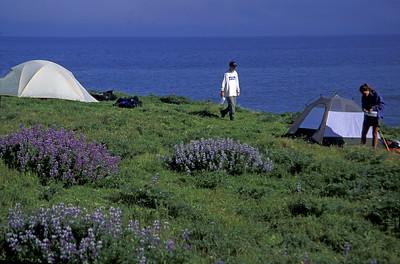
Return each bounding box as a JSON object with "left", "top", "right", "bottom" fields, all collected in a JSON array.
[{"left": 1, "top": 36, "right": 399, "bottom": 126}]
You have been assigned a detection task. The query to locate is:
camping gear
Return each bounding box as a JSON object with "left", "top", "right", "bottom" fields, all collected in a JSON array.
[
  {"left": 0, "top": 60, "right": 97, "bottom": 102},
  {"left": 287, "top": 94, "right": 377, "bottom": 145},
  {"left": 113, "top": 96, "right": 142, "bottom": 108},
  {"left": 90, "top": 90, "right": 117, "bottom": 101},
  {"left": 386, "top": 139, "right": 400, "bottom": 154},
  {"left": 389, "top": 140, "right": 400, "bottom": 149}
]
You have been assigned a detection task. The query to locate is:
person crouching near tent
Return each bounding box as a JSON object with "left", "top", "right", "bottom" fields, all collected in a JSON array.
[
  {"left": 220, "top": 61, "right": 240, "bottom": 121},
  {"left": 359, "top": 83, "right": 385, "bottom": 148}
]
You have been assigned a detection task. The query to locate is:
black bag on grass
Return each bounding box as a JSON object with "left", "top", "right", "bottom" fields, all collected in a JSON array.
[
  {"left": 113, "top": 96, "right": 142, "bottom": 108},
  {"left": 90, "top": 90, "right": 117, "bottom": 101}
]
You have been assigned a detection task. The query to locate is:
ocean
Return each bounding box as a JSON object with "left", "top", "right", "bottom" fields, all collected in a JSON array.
[{"left": 0, "top": 36, "right": 399, "bottom": 126}]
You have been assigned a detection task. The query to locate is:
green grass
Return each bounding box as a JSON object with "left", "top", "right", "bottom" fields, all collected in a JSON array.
[{"left": 0, "top": 95, "right": 399, "bottom": 263}]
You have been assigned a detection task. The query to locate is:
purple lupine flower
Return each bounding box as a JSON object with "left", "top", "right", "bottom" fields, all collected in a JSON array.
[
  {"left": 128, "top": 219, "right": 140, "bottom": 235},
  {"left": 79, "top": 228, "right": 100, "bottom": 262},
  {"left": 5, "top": 203, "right": 190, "bottom": 263},
  {"left": 296, "top": 182, "right": 302, "bottom": 193},
  {"left": 163, "top": 221, "right": 170, "bottom": 230},
  {"left": 304, "top": 252, "right": 310, "bottom": 264},
  {"left": 153, "top": 220, "right": 161, "bottom": 233},
  {"left": 8, "top": 203, "right": 24, "bottom": 229},
  {"left": 0, "top": 125, "right": 120, "bottom": 184},
  {"left": 166, "top": 138, "right": 273, "bottom": 174},
  {"left": 343, "top": 242, "right": 351, "bottom": 256},
  {"left": 166, "top": 239, "right": 175, "bottom": 253},
  {"left": 151, "top": 173, "right": 160, "bottom": 185},
  {"left": 182, "top": 228, "right": 190, "bottom": 241},
  {"left": 182, "top": 228, "right": 191, "bottom": 249},
  {"left": 139, "top": 255, "right": 147, "bottom": 264},
  {"left": 107, "top": 207, "right": 122, "bottom": 237}
]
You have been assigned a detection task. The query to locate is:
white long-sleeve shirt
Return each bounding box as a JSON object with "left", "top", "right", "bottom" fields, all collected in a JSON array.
[{"left": 221, "top": 70, "right": 240, "bottom": 97}]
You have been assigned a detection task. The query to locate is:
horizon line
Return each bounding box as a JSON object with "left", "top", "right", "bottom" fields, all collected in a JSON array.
[{"left": 1, "top": 33, "right": 400, "bottom": 38}]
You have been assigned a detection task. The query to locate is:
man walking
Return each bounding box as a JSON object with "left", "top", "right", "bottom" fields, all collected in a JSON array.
[{"left": 220, "top": 61, "right": 240, "bottom": 120}]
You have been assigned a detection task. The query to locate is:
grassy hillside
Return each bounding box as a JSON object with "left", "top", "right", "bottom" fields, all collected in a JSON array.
[{"left": 0, "top": 95, "right": 399, "bottom": 263}]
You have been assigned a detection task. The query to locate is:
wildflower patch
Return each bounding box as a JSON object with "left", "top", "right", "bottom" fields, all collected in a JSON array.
[
  {"left": 0, "top": 125, "right": 120, "bottom": 184},
  {"left": 166, "top": 138, "right": 273, "bottom": 174},
  {"left": 5, "top": 203, "right": 190, "bottom": 263}
]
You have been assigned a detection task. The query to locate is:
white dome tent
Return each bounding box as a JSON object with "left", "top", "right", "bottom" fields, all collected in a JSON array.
[
  {"left": 0, "top": 60, "right": 97, "bottom": 102},
  {"left": 287, "top": 94, "right": 377, "bottom": 145}
]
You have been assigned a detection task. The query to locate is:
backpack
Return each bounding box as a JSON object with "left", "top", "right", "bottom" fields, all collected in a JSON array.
[{"left": 113, "top": 96, "right": 142, "bottom": 108}]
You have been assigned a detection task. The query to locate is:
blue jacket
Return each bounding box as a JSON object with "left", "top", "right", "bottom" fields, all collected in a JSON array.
[{"left": 361, "top": 90, "right": 384, "bottom": 119}]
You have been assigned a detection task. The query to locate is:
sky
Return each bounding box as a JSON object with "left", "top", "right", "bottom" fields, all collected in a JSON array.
[{"left": 0, "top": 0, "right": 399, "bottom": 37}]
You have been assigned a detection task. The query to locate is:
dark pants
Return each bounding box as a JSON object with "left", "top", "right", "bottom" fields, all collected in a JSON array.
[
  {"left": 221, "top": 96, "right": 236, "bottom": 120},
  {"left": 361, "top": 116, "right": 379, "bottom": 148}
]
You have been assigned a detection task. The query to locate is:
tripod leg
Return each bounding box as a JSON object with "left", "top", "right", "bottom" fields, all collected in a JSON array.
[{"left": 378, "top": 129, "right": 390, "bottom": 151}]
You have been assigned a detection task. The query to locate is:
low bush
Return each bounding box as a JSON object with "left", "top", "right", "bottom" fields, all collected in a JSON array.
[
  {"left": 236, "top": 186, "right": 270, "bottom": 200},
  {"left": 344, "top": 148, "right": 387, "bottom": 164},
  {"left": 0, "top": 125, "right": 120, "bottom": 185},
  {"left": 267, "top": 148, "right": 314, "bottom": 175},
  {"left": 4, "top": 203, "right": 190, "bottom": 263},
  {"left": 364, "top": 196, "right": 400, "bottom": 235},
  {"left": 110, "top": 185, "right": 171, "bottom": 209},
  {"left": 344, "top": 148, "right": 376, "bottom": 163},
  {"left": 189, "top": 110, "right": 220, "bottom": 119},
  {"left": 166, "top": 138, "right": 273, "bottom": 174},
  {"left": 192, "top": 172, "right": 226, "bottom": 189},
  {"left": 160, "top": 95, "right": 191, "bottom": 105},
  {"left": 288, "top": 198, "right": 325, "bottom": 217},
  {"left": 320, "top": 183, "right": 348, "bottom": 198}
]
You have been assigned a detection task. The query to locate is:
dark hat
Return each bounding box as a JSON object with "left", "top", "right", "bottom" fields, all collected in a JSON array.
[{"left": 229, "top": 61, "right": 237, "bottom": 67}]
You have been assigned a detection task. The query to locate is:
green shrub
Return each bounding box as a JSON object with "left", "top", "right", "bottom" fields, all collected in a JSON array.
[
  {"left": 236, "top": 186, "right": 270, "bottom": 200},
  {"left": 344, "top": 148, "right": 375, "bottom": 163},
  {"left": 321, "top": 183, "right": 348, "bottom": 198},
  {"left": 189, "top": 110, "right": 219, "bottom": 119},
  {"left": 160, "top": 95, "right": 191, "bottom": 105},
  {"left": 288, "top": 198, "right": 325, "bottom": 217},
  {"left": 192, "top": 172, "right": 226, "bottom": 189},
  {"left": 364, "top": 196, "right": 400, "bottom": 235},
  {"left": 267, "top": 148, "right": 314, "bottom": 175},
  {"left": 110, "top": 185, "right": 170, "bottom": 209},
  {"left": 344, "top": 148, "right": 387, "bottom": 164}
]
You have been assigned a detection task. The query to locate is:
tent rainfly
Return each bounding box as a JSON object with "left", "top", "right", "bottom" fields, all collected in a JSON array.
[
  {"left": 0, "top": 60, "right": 97, "bottom": 102},
  {"left": 287, "top": 94, "right": 375, "bottom": 145}
]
